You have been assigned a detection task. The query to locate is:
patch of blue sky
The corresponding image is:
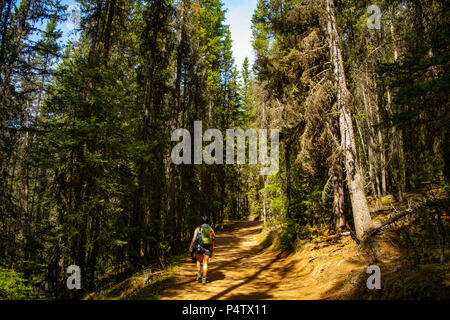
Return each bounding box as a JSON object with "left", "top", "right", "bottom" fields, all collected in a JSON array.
[{"left": 223, "top": 0, "right": 257, "bottom": 70}]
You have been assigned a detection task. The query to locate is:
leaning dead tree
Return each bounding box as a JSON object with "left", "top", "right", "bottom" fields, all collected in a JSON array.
[
  {"left": 325, "top": 0, "right": 374, "bottom": 240},
  {"left": 366, "top": 196, "right": 447, "bottom": 263}
]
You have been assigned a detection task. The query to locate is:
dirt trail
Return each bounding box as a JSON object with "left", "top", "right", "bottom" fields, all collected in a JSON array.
[
  {"left": 158, "top": 220, "right": 336, "bottom": 300},
  {"left": 88, "top": 213, "right": 450, "bottom": 300}
]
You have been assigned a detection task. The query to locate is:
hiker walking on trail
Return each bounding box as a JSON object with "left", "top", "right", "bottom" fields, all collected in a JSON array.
[{"left": 189, "top": 216, "right": 215, "bottom": 285}]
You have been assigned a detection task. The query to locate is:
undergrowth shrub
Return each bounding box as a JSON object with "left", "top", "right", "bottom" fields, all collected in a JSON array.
[{"left": 0, "top": 266, "right": 33, "bottom": 300}]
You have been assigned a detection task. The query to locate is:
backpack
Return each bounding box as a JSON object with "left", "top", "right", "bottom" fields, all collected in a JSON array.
[{"left": 198, "top": 224, "right": 213, "bottom": 246}]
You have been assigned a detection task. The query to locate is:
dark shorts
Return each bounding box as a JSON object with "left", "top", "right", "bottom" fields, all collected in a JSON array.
[{"left": 196, "top": 244, "right": 212, "bottom": 257}]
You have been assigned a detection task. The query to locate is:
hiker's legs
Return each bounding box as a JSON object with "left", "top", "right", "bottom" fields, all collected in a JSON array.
[
  {"left": 202, "top": 255, "right": 210, "bottom": 277},
  {"left": 196, "top": 254, "right": 204, "bottom": 273}
]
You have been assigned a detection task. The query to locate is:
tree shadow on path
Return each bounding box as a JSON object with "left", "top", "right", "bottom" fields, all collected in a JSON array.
[{"left": 208, "top": 251, "right": 287, "bottom": 300}]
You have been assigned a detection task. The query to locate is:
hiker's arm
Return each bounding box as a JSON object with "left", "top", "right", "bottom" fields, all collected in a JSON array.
[
  {"left": 210, "top": 229, "right": 215, "bottom": 257},
  {"left": 189, "top": 227, "right": 199, "bottom": 252}
]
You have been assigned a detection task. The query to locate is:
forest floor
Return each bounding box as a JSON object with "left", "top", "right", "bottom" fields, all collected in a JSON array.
[
  {"left": 149, "top": 220, "right": 371, "bottom": 300},
  {"left": 87, "top": 191, "right": 449, "bottom": 300}
]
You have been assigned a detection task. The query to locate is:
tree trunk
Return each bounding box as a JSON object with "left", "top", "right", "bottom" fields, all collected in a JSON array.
[
  {"left": 332, "top": 163, "right": 345, "bottom": 231},
  {"left": 166, "top": 0, "right": 186, "bottom": 246},
  {"left": 285, "top": 142, "right": 291, "bottom": 219},
  {"left": 326, "top": 0, "right": 373, "bottom": 240},
  {"left": 387, "top": 12, "right": 405, "bottom": 200}
]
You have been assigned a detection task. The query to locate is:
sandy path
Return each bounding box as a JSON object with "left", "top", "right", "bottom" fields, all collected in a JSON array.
[{"left": 158, "top": 220, "right": 323, "bottom": 300}]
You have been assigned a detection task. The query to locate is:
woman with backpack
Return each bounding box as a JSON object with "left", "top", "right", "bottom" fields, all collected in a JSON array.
[{"left": 189, "top": 216, "right": 215, "bottom": 284}]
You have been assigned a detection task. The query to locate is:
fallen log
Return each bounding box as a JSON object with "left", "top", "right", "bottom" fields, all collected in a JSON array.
[{"left": 365, "top": 199, "right": 436, "bottom": 239}]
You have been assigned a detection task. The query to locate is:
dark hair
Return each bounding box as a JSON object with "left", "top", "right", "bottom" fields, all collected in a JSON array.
[{"left": 201, "top": 216, "right": 209, "bottom": 225}]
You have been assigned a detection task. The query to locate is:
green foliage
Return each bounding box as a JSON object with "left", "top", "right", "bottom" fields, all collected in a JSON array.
[
  {"left": 263, "top": 178, "right": 286, "bottom": 219},
  {"left": 0, "top": 267, "right": 33, "bottom": 300},
  {"left": 441, "top": 181, "right": 450, "bottom": 193},
  {"left": 279, "top": 183, "right": 325, "bottom": 250}
]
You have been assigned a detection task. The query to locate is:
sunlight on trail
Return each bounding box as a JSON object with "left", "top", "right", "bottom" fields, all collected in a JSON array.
[{"left": 157, "top": 220, "right": 366, "bottom": 300}]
